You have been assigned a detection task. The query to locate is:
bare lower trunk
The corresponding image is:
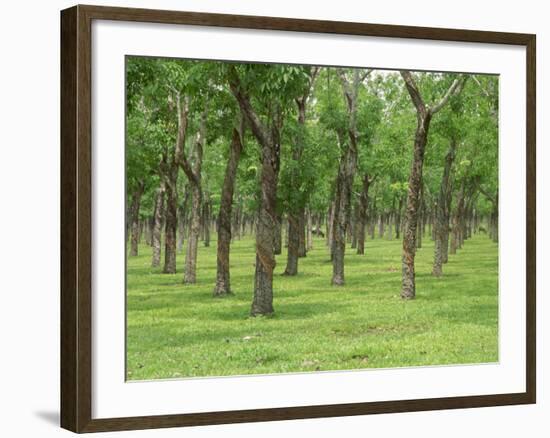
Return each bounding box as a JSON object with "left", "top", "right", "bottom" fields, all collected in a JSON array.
[
  {"left": 284, "top": 213, "right": 299, "bottom": 276},
  {"left": 151, "top": 182, "right": 165, "bottom": 267},
  {"left": 129, "top": 180, "right": 144, "bottom": 257},
  {"left": 356, "top": 175, "right": 370, "bottom": 254},
  {"left": 163, "top": 182, "right": 178, "bottom": 273},
  {"left": 401, "top": 114, "right": 431, "bottom": 299},
  {"left": 214, "top": 129, "right": 243, "bottom": 296},
  {"left": 306, "top": 209, "right": 313, "bottom": 250},
  {"left": 298, "top": 208, "right": 306, "bottom": 257},
  {"left": 251, "top": 144, "right": 279, "bottom": 315},
  {"left": 331, "top": 148, "right": 356, "bottom": 285},
  {"left": 202, "top": 198, "right": 211, "bottom": 247},
  {"left": 184, "top": 183, "right": 201, "bottom": 284},
  {"left": 433, "top": 143, "right": 456, "bottom": 276},
  {"left": 273, "top": 212, "right": 282, "bottom": 255}
]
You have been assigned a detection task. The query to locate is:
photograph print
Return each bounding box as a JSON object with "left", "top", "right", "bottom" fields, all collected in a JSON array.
[{"left": 125, "top": 57, "right": 498, "bottom": 381}]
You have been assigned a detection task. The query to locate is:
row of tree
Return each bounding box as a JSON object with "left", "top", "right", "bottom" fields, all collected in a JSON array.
[{"left": 126, "top": 57, "right": 498, "bottom": 316}]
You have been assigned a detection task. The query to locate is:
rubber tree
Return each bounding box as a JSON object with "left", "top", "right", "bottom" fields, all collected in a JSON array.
[
  {"left": 400, "top": 71, "right": 467, "bottom": 299},
  {"left": 330, "top": 68, "right": 372, "bottom": 285},
  {"left": 283, "top": 66, "right": 319, "bottom": 276},
  {"left": 228, "top": 64, "right": 306, "bottom": 316},
  {"left": 214, "top": 124, "right": 244, "bottom": 296}
]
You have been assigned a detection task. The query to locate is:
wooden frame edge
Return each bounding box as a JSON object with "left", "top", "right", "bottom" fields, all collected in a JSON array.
[{"left": 60, "top": 4, "right": 537, "bottom": 433}]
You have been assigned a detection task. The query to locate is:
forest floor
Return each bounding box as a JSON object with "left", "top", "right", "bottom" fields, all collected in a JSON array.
[{"left": 126, "top": 234, "right": 498, "bottom": 380}]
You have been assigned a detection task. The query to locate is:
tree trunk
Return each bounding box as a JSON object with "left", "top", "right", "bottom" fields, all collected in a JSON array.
[
  {"left": 202, "top": 197, "right": 211, "bottom": 247},
  {"left": 151, "top": 181, "right": 165, "bottom": 267},
  {"left": 306, "top": 209, "right": 313, "bottom": 251},
  {"left": 400, "top": 70, "right": 466, "bottom": 298},
  {"left": 184, "top": 183, "right": 201, "bottom": 283},
  {"left": 229, "top": 67, "right": 281, "bottom": 316},
  {"left": 450, "top": 182, "right": 465, "bottom": 255},
  {"left": 401, "top": 113, "right": 431, "bottom": 299},
  {"left": 214, "top": 128, "right": 243, "bottom": 296},
  {"left": 331, "top": 145, "right": 356, "bottom": 285},
  {"left": 273, "top": 212, "right": 282, "bottom": 255},
  {"left": 163, "top": 180, "right": 178, "bottom": 273},
  {"left": 432, "top": 140, "right": 456, "bottom": 277},
  {"left": 129, "top": 180, "right": 145, "bottom": 257},
  {"left": 163, "top": 94, "right": 190, "bottom": 274},
  {"left": 378, "top": 214, "right": 385, "bottom": 238},
  {"left": 179, "top": 103, "right": 206, "bottom": 284},
  {"left": 298, "top": 208, "right": 307, "bottom": 257},
  {"left": 356, "top": 174, "right": 371, "bottom": 255},
  {"left": 251, "top": 135, "right": 280, "bottom": 315},
  {"left": 386, "top": 212, "right": 393, "bottom": 240},
  {"left": 284, "top": 212, "right": 300, "bottom": 276}
]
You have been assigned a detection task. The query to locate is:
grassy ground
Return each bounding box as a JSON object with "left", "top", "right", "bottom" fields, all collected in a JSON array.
[{"left": 126, "top": 233, "right": 498, "bottom": 380}]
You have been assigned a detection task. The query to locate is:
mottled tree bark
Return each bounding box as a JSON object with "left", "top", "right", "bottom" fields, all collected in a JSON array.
[
  {"left": 400, "top": 71, "right": 466, "bottom": 299},
  {"left": 151, "top": 181, "right": 165, "bottom": 267},
  {"left": 450, "top": 181, "right": 466, "bottom": 255},
  {"left": 273, "top": 212, "right": 282, "bottom": 255},
  {"left": 331, "top": 146, "right": 356, "bottom": 285},
  {"left": 163, "top": 95, "right": 190, "bottom": 274},
  {"left": 163, "top": 181, "right": 178, "bottom": 273},
  {"left": 182, "top": 107, "right": 207, "bottom": 285},
  {"left": 214, "top": 129, "right": 243, "bottom": 296},
  {"left": 306, "top": 209, "right": 313, "bottom": 251},
  {"left": 129, "top": 180, "right": 145, "bottom": 257},
  {"left": 432, "top": 142, "right": 456, "bottom": 276},
  {"left": 177, "top": 188, "right": 189, "bottom": 253},
  {"left": 356, "top": 174, "right": 371, "bottom": 255},
  {"left": 230, "top": 67, "right": 282, "bottom": 316},
  {"left": 284, "top": 212, "right": 300, "bottom": 276},
  {"left": 401, "top": 112, "right": 430, "bottom": 299},
  {"left": 184, "top": 183, "right": 202, "bottom": 283},
  {"left": 298, "top": 208, "right": 307, "bottom": 257},
  {"left": 202, "top": 197, "right": 211, "bottom": 248},
  {"left": 283, "top": 70, "right": 319, "bottom": 270},
  {"left": 331, "top": 68, "right": 367, "bottom": 285}
]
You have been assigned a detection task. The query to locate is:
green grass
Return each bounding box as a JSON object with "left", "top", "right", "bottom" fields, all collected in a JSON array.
[{"left": 126, "top": 233, "right": 498, "bottom": 380}]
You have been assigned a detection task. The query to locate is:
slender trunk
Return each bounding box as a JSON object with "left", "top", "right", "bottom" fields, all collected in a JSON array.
[
  {"left": 129, "top": 180, "right": 145, "bottom": 257},
  {"left": 356, "top": 174, "right": 370, "bottom": 255},
  {"left": 273, "top": 212, "right": 282, "bottom": 255},
  {"left": 395, "top": 197, "right": 403, "bottom": 240},
  {"left": 450, "top": 182, "right": 465, "bottom": 255},
  {"left": 306, "top": 209, "right": 313, "bottom": 251},
  {"left": 284, "top": 213, "right": 300, "bottom": 276},
  {"left": 298, "top": 208, "right": 306, "bottom": 257},
  {"left": 203, "top": 198, "right": 211, "bottom": 247},
  {"left": 434, "top": 142, "right": 456, "bottom": 274},
  {"left": 163, "top": 180, "right": 178, "bottom": 273},
  {"left": 151, "top": 181, "right": 165, "bottom": 267},
  {"left": 214, "top": 129, "right": 243, "bottom": 296},
  {"left": 331, "top": 144, "right": 356, "bottom": 285},
  {"left": 183, "top": 183, "right": 201, "bottom": 283},
  {"left": 177, "top": 186, "right": 190, "bottom": 253},
  {"left": 378, "top": 214, "right": 385, "bottom": 238}
]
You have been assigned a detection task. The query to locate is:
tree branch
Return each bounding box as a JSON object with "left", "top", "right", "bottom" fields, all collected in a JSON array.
[
  {"left": 430, "top": 75, "right": 468, "bottom": 115},
  {"left": 400, "top": 70, "right": 427, "bottom": 115},
  {"left": 478, "top": 185, "right": 496, "bottom": 205},
  {"left": 228, "top": 65, "right": 270, "bottom": 148}
]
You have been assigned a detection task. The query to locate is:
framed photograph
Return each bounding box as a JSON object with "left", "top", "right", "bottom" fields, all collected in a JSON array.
[{"left": 60, "top": 4, "right": 536, "bottom": 433}]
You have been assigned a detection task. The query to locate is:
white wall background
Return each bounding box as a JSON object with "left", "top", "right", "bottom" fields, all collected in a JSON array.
[{"left": 0, "top": 0, "right": 545, "bottom": 437}]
